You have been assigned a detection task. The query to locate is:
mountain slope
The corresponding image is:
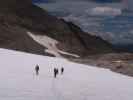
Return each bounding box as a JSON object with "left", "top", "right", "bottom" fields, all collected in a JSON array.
[
  {"left": 14, "top": 3, "right": 114, "bottom": 56},
  {"left": 0, "top": 48, "right": 133, "bottom": 100},
  {"left": 0, "top": 14, "right": 53, "bottom": 56},
  {"left": 0, "top": 0, "right": 115, "bottom": 57}
]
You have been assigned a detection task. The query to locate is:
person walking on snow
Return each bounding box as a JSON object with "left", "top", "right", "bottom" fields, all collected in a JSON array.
[
  {"left": 54, "top": 68, "right": 58, "bottom": 78},
  {"left": 61, "top": 67, "right": 64, "bottom": 75},
  {"left": 35, "top": 65, "right": 39, "bottom": 75}
]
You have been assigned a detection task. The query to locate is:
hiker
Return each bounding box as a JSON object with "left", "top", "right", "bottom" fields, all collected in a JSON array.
[
  {"left": 61, "top": 67, "right": 64, "bottom": 74},
  {"left": 56, "top": 68, "right": 59, "bottom": 75},
  {"left": 54, "top": 68, "right": 58, "bottom": 78},
  {"left": 35, "top": 65, "right": 39, "bottom": 75}
]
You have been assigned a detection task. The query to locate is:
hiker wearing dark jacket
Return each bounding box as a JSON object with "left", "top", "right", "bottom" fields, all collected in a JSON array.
[
  {"left": 61, "top": 67, "right": 64, "bottom": 74},
  {"left": 35, "top": 65, "right": 39, "bottom": 75},
  {"left": 54, "top": 68, "right": 58, "bottom": 78}
]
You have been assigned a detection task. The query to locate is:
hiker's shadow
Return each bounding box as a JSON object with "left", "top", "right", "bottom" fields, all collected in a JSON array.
[{"left": 51, "top": 78, "right": 66, "bottom": 100}]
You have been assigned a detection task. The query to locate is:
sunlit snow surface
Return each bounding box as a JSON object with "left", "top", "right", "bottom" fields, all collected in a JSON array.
[
  {"left": 0, "top": 48, "right": 133, "bottom": 100},
  {"left": 27, "top": 31, "right": 80, "bottom": 58}
]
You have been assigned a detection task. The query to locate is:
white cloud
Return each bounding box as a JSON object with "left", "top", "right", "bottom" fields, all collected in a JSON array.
[{"left": 88, "top": 7, "right": 122, "bottom": 16}]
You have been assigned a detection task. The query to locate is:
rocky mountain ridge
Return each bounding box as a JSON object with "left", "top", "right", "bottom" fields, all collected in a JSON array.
[{"left": 0, "top": 0, "right": 115, "bottom": 57}]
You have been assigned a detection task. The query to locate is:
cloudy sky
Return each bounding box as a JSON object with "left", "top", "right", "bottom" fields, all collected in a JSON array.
[
  {"left": 33, "top": 0, "right": 122, "bottom": 3},
  {"left": 33, "top": 0, "right": 133, "bottom": 45},
  {"left": 33, "top": 0, "right": 133, "bottom": 11}
]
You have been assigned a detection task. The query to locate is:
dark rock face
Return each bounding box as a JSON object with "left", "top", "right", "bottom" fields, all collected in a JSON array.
[
  {"left": 0, "top": 0, "right": 31, "bottom": 11},
  {"left": 0, "top": 19, "right": 52, "bottom": 56},
  {"left": 0, "top": 0, "right": 51, "bottom": 55},
  {"left": 15, "top": 4, "right": 72, "bottom": 35},
  {"left": 0, "top": 0, "right": 115, "bottom": 56},
  {"left": 66, "top": 22, "right": 113, "bottom": 54}
]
